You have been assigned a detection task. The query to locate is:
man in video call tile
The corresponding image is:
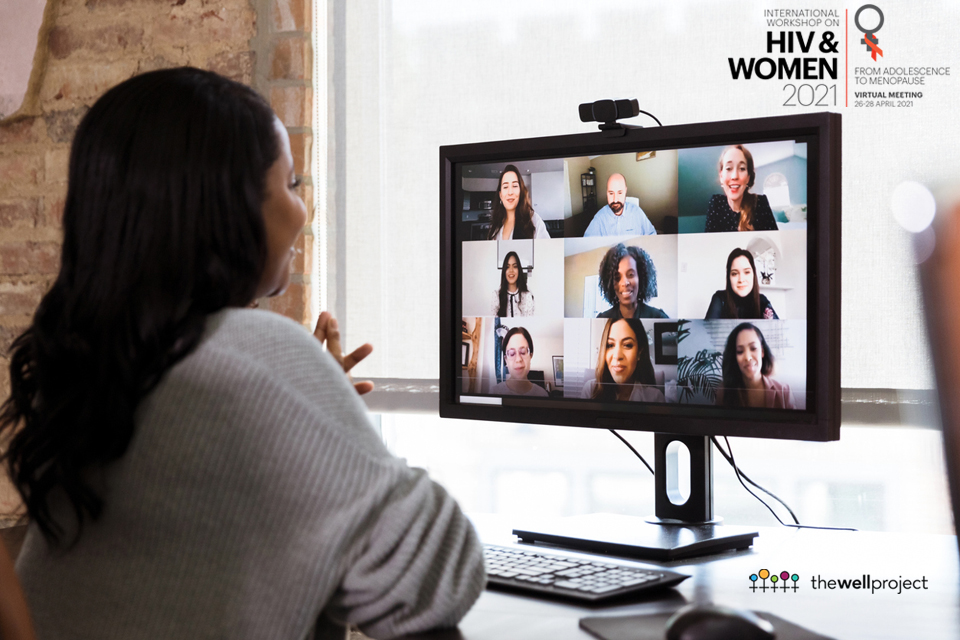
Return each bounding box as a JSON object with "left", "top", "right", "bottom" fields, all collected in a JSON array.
[{"left": 583, "top": 173, "right": 657, "bottom": 237}]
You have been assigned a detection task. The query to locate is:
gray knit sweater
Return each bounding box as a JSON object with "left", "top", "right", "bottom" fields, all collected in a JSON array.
[{"left": 16, "top": 309, "right": 485, "bottom": 639}]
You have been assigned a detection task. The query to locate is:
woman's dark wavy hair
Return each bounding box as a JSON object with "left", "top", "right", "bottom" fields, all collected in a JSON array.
[
  {"left": 598, "top": 243, "right": 658, "bottom": 308},
  {"left": 718, "top": 144, "right": 758, "bottom": 231},
  {"left": 591, "top": 318, "right": 656, "bottom": 402},
  {"left": 720, "top": 322, "right": 774, "bottom": 408},
  {"left": 496, "top": 251, "right": 528, "bottom": 317},
  {"left": 0, "top": 67, "right": 278, "bottom": 545},
  {"left": 488, "top": 164, "right": 535, "bottom": 240},
  {"left": 723, "top": 248, "right": 762, "bottom": 319}
]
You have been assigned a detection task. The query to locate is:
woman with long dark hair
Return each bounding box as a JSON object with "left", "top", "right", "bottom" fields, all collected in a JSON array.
[
  {"left": 581, "top": 318, "right": 664, "bottom": 402},
  {"left": 717, "top": 322, "right": 796, "bottom": 409},
  {"left": 491, "top": 251, "right": 534, "bottom": 317},
  {"left": 704, "top": 248, "right": 778, "bottom": 319},
  {"left": 487, "top": 164, "right": 550, "bottom": 240},
  {"left": 704, "top": 145, "right": 778, "bottom": 232},
  {"left": 0, "top": 68, "right": 483, "bottom": 639}
]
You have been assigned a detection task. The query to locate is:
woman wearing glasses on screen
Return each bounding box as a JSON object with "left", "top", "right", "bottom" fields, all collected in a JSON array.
[
  {"left": 487, "top": 164, "right": 550, "bottom": 240},
  {"left": 717, "top": 323, "right": 796, "bottom": 409},
  {"left": 581, "top": 319, "right": 665, "bottom": 402},
  {"left": 596, "top": 244, "right": 668, "bottom": 319},
  {"left": 491, "top": 327, "right": 549, "bottom": 397},
  {"left": 491, "top": 251, "right": 535, "bottom": 317},
  {"left": 705, "top": 145, "right": 778, "bottom": 233},
  {"left": 705, "top": 248, "right": 778, "bottom": 320}
]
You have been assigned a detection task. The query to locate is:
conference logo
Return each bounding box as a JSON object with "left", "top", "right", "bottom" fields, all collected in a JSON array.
[
  {"left": 749, "top": 569, "right": 800, "bottom": 592},
  {"left": 855, "top": 4, "right": 884, "bottom": 61}
]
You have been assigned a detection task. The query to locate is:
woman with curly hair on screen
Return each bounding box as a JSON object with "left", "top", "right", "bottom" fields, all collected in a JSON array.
[{"left": 596, "top": 243, "right": 668, "bottom": 319}]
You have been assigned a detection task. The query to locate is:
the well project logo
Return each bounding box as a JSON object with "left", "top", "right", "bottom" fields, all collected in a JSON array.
[
  {"left": 749, "top": 569, "right": 800, "bottom": 592},
  {"left": 855, "top": 5, "right": 884, "bottom": 61}
]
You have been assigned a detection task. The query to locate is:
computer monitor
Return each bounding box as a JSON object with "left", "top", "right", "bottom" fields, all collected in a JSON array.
[{"left": 439, "top": 112, "right": 841, "bottom": 558}]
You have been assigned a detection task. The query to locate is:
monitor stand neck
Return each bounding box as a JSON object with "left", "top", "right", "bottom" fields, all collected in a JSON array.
[
  {"left": 649, "top": 433, "right": 722, "bottom": 525},
  {"left": 511, "top": 432, "right": 757, "bottom": 561}
]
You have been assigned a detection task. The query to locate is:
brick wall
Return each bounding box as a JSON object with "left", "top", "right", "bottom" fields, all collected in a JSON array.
[{"left": 0, "top": 0, "right": 315, "bottom": 515}]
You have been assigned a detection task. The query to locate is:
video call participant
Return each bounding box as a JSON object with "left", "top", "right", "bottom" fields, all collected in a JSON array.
[
  {"left": 487, "top": 164, "right": 550, "bottom": 240},
  {"left": 705, "top": 145, "right": 778, "bottom": 232},
  {"left": 491, "top": 327, "right": 549, "bottom": 397},
  {"left": 584, "top": 173, "right": 657, "bottom": 237},
  {"left": 581, "top": 318, "right": 665, "bottom": 402},
  {"left": 492, "top": 251, "right": 534, "bottom": 317},
  {"left": 704, "top": 248, "right": 779, "bottom": 320},
  {"left": 597, "top": 243, "right": 668, "bottom": 319},
  {"left": 717, "top": 322, "right": 796, "bottom": 409}
]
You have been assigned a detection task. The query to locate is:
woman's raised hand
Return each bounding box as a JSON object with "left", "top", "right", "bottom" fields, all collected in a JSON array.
[{"left": 313, "top": 311, "right": 374, "bottom": 395}]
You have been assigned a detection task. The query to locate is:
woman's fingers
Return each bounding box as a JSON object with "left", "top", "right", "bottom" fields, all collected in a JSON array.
[
  {"left": 353, "top": 380, "right": 375, "bottom": 395},
  {"left": 343, "top": 343, "right": 373, "bottom": 373}
]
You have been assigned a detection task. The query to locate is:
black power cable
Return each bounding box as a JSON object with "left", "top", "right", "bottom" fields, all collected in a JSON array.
[{"left": 607, "top": 429, "right": 856, "bottom": 532}]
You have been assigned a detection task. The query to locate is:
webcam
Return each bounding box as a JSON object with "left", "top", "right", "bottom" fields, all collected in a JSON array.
[{"left": 578, "top": 99, "right": 641, "bottom": 137}]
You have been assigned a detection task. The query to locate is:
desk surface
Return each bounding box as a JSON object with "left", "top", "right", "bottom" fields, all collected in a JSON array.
[{"left": 411, "top": 514, "right": 960, "bottom": 640}]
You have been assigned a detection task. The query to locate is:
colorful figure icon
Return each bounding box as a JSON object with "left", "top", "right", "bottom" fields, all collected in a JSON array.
[
  {"left": 758, "top": 568, "right": 770, "bottom": 592},
  {"left": 749, "top": 573, "right": 759, "bottom": 591}
]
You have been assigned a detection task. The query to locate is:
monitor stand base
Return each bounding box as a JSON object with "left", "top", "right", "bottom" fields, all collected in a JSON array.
[{"left": 512, "top": 513, "right": 757, "bottom": 562}]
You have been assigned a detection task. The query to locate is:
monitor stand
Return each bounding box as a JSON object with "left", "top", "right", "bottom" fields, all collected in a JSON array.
[{"left": 511, "top": 434, "right": 758, "bottom": 561}]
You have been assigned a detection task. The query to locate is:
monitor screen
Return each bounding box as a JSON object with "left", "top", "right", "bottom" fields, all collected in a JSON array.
[{"left": 440, "top": 113, "right": 841, "bottom": 441}]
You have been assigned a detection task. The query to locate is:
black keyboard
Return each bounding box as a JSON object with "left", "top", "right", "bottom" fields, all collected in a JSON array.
[{"left": 483, "top": 544, "right": 689, "bottom": 602}]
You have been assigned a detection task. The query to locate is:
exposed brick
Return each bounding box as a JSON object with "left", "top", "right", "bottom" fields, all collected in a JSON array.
[
  {"left": 0, "top": 118, "right": 40, "bottom": 146},
  {"left": 295, "top": 181, "right": 314, "bottom": 225},
  {"left": 290, "top": 232, "right": 314, "bottom": 275},
  {"left": 152, "top": 6, "right": 255, "bottom": 49},
  {"left": 44, "top": 148, "right": 70, "bottom": 184},
  {"left": 0, "top": 200, "right": 39, "bottom": 229},
  {"left": 0, "top": 243, "right": 61, "bottom": 276},
  {"left": 269, "top": 37, "right": 312, "bottom": 81},
  {"left": 40, "top": 60, "right": 139, "bottom": 107},
  {"left": 0, "top": 281, "right": 46, "bottom": 316},
  {"left": 287, "top": 131, "right": 312, "bottom": 176},
  {"left": 272, "top": 0, "right": 312, "bottom": 32},
  {"left": 0, "top": 324, "right": 30, "bottom": 355},
  {"left": 48, "top": 24, "right": 144, "bottom": 60},
  {"left": 270, "top": 86, "right": 312, "bottom": 128},
  {"left": 268, "top": 282, "right": 308, "bottom": 324},
  {"left": 0, "top": 155, "right": 42, "bottom": 188},
  {"left": 42, "top": 192, "right": 67, "bottom": 228},
  {"left": 207, "top": 51, "right": 255, "bottom": 84},
  {"left": 43, "top": 107, "right": 88, "bottom": 144}
]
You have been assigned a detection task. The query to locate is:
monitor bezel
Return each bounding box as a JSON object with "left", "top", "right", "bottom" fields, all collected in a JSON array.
[{"left": 439, "top": 112, "right": 841, "bottom": 442}]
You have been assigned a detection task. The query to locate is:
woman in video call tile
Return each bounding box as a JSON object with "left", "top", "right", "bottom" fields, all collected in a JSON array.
[
  {"left": 705, "top": 145, "right": 778, "bottom": 233},
  {"left": 492, "top": 327, "right": 549, "bottom": 397},
  {"left": 487, "top": 164, "right": 551, "bottom": 240},
  {"left": 492, "top": 251, "right": 534, "bottom": 317},
  {"left": 581, "top": 319, "right": 665, "bottom": 402},
  {"left": 717, "top": 323, "right": 796, "bottom": 409},
  {"left": 705, "top": 248, "right": 778, "bottom": 320},
  {"left": 596, "top": 244, "right": 668, "bottom": 319}
]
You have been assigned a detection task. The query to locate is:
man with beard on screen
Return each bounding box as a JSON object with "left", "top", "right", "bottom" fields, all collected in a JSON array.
[{"left": 583, "top": 173, "right": 657, "bottom": 237}]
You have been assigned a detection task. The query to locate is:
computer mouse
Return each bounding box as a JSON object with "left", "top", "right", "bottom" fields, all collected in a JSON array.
[{"left": 664, "top": 603, "right": 776, "bottom": 640}]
